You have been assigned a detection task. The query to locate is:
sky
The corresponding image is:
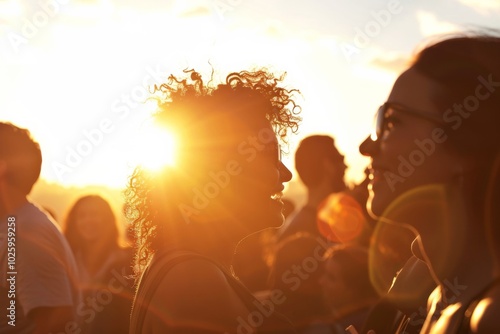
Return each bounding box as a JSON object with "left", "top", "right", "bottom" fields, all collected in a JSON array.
[{"left": 1, "top": 0, "right": 500, "bottom": 190}]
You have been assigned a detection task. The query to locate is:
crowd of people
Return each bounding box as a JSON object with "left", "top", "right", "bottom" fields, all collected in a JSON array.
[{"left": 1, "top": 31, "right": 500, "bottom": 334}]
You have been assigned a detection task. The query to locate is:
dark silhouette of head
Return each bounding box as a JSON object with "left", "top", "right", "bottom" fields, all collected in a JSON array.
[
  {"left": 0, "top": 122, "right": 42, "bottom": 195},
  {"left": 295, "top": 135, "right": 346, "bottom": 193},
  {"left": 126, "top": 69, "right": 301, "bottom": 273},
  {"left": 320, "top": 244, "right": 378, "bottom": 314},
  {"left": 267, "top": 232, "right": 329, "bottom": 327}
]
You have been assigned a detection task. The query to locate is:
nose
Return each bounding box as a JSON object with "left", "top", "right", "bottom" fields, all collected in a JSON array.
[
  {"left": 359, "top": 135, "right": 378, "bottom": 157},
  {"left": 278, "top": 161, "right": 292, "bottom": 183}
]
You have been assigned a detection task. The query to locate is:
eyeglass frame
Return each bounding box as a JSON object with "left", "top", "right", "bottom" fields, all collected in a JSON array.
[{"left": 371, "top": 102, "right": 446, "bottom": 141}]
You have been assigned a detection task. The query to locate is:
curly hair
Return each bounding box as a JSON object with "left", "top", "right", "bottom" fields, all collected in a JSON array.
[{"left": 125, "top": 69, "right": 301, "bottom": 275}]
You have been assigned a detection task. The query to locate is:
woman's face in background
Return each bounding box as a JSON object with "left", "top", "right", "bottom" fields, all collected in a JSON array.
[{"left": 74, "top": 199, "right": 112, "bottom": 243}]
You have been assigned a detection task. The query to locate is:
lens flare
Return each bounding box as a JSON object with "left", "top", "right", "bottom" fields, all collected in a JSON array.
[
  {"left": 368, "top": 184, "right": 467, "bottom": 297},
  {"left": 132, "top": 124, "right": 177, "bottom": 172},
  {"left": 317, "top": 192, "right": 366, "bottom": 243}
]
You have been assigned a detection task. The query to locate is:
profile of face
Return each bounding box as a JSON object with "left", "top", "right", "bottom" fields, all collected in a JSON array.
[
  {"left": 73, "top": 197, "right": 116, "bottom": 244},
  {"left": 225, "top": 118, "right": 292, "bottom": 231},
  {"left": 360, "top": 67, "right": 464, "bottom": 217},
  {"left": 326, "top": 151, "right": 347, "bottom": 192}
]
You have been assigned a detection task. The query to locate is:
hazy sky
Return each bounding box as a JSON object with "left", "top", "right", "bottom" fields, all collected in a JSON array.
[{"left": 1, "top": 0, "right": 500, "bottom": 189}]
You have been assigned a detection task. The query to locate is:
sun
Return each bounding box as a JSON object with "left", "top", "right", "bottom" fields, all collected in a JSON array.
[{"left": 132, "top": 124, "right": 178, "bottom": 172}]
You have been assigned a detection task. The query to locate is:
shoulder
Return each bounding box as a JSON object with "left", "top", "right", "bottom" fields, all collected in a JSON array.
[
  {"left": 153, "top": 257, "right": 245, "bottom": 309},
  {"left": 470, "top": 281, "right": 500, "bottom": 333},
  {"left": 9, "top": 204, "right": 78, "bottom": 315},
  {"left": 17, "top": 202, "right": 52, "bottom": 224},
  {"left": 17, "top": 202, "right": 62, "bottom": 239},
  {"left": 15, "top": 203, "right": 62, "bottom": 251},
  {"left": 388, "top": 256, "right": 435, "bottom": 311},
  {"left": 15, "top": 203, "right": 77, "bottom": 281},
  {"left": 146, "top": 256, "right": 250, "bottom": 331},
  {"left": 17, "top": 203, "right": 73, "bottom": 257}
]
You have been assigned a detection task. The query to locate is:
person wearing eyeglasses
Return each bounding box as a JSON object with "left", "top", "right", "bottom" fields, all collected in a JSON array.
[
  {"left": 127, "top": 69, "right": 301, "bottom": 334},
  {"left": 358, "top": 33, "right": 500, "bottom": 333}
]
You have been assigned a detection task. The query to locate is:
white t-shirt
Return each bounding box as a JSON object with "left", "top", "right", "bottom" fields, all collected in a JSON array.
[{"left": 0, "top": 201, "right": 80, "bottom": 333}]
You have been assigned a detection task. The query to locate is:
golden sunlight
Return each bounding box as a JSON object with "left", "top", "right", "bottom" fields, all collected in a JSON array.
[{"left": 131, "top": 124, "right": 178, "bottom": 172}]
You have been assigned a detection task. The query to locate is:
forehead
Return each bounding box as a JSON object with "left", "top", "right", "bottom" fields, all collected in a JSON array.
[
  {"left": 76, "top": 198, "right": 106, "bottom": 212},
  {"left": 232, "top": 116, "right": 277, "bottom": 144},
  {"left": 387, "top": 67, "right": 443, "bottom": 116},
  {"left": 178, "top": 115, "right": 279, "bottom": 168}
]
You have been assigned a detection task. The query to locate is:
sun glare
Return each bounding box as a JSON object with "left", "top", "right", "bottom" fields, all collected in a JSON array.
[{"left": 132, "top": 125, "right": 178, "bottom": 172}]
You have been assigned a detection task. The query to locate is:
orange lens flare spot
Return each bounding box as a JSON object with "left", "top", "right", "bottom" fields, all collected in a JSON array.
[{"left": 317, "top": 192, "right": 366, "bottom": 243}]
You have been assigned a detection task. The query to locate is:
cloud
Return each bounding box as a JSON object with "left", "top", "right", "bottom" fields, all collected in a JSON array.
[
  {"left": 416, "top": 10, "right": 461, "bottom": 37},
  {"left": 262, "top": 19, "right": 288, "bottom": 38},
  {"left": 369, "top": 55, "right": 410, "bottom": 74},
  {"left": 168, "top": 0, "right": 213, "bottom": 18},
  {"left": 178, "top": 5, "right": 212, "bottom": 18},
  {"left": 457, "top": 0, "right": 500, "bottom": 14}
]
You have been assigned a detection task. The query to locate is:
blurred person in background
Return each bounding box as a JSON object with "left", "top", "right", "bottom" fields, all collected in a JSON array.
[
  {"left": 278, "top": 135, "right": 347, "bottom": 242},
  {"left": 264, "top": 233, "right": 331, "bottom": 332},
  {"left": 317, "top": 245, "right": 379, "bottom": 334},
  {"left": 64, "top": 194, "right": 134, "bottom": 334},
  {"left": 0, "top": 122, "right": 80, "bottom": 334}
]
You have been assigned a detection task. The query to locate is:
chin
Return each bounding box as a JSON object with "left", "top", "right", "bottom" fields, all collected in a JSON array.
[
  {"left": 367, "top": 190, "right": 392, "bottom": 218},
  {"left": 269, "top": 199, "right": 285, "bottom": 226},
  {"left": 269, "top": 213, "right": 285, "bottom": 228},
  {"left": 257, "top": 213, "right": 284, "bottom": 230},
  {"left": 237, "top": 197, "right": 285, "bottom": 232},
  {"left": 252, "top": 209, "right": 284, "bottom": 231}
]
